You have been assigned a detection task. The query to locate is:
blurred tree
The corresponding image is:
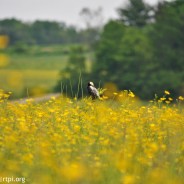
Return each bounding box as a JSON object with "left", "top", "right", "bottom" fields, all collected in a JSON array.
[
  {"left": 149, "top": 0, "right": 184, "bottom": 97},
  {"left": 93, "top": 0, "right": 184, "bottom": 99},
  {"left": 66, "top": 26, "right": 81, "bottom": 43},
  {"left": 54, "top": 45, "right": 90, "bottom": 98},
  {"left": 94, "top": 20, "right": 153, "bottom": 98},
  {"left": 93, "top": 20, "right": 125, "bottom": 81},
  {"left": 65, "top": 46, "right": 86, "bottom": 74},
  {"left": 117, "top": 0, "right": 153, "bottom": 27},
  {"left": 0, "top": 19, "right": 91, "bottom": 46},
  {"left": 0, "top": 19, "right": 32, "bottom": 45},
  {"left": 80, "top": 7, "right": 104, "bottom": 30},
  {"left": 31, "top": 21, "right": 66, "bottom": 44},
  {"left": 79, "top": 7, "right": 104, "bottom": 45},
  {"left": 151, "top": 0, "right": 184, "bottom": 72}
]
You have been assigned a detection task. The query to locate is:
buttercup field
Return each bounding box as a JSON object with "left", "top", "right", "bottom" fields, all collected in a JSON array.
[{"left": 0, "top": 90, "right": 184, "bottom": 183}]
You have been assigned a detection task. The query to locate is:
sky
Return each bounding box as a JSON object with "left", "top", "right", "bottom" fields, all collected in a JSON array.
[{"left": 0, "top": 0, "right": 160, "bottom": 27}]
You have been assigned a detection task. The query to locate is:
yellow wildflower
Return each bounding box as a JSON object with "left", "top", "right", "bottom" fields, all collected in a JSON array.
[
  {"left": 164, "top": 90, "right": 170, "bottom": 95},
  {"left": 178, "top": 96, "right": 184, "bottom": 101}
]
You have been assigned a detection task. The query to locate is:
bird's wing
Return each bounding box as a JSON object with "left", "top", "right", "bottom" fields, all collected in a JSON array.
[{"left": 90, "top": 86, "right": 100, "bottom": 97}]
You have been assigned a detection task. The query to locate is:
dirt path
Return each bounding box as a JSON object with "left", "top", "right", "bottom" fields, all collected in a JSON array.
[{"left": 11, "top": 93, "right": 61, "bottom": 104}]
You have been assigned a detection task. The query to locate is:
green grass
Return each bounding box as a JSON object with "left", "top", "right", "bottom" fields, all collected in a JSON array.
[
  {"left": 0, "top": 53, "right": 66, "bottom": 98},
  {"left": 1, "top": 54, "right": 68, "bottom": 70},
  {"left": 0, "top": 44, "right": 94, "bottom": 98},
  {"left": 0, "top": 69, "right": 59, "bottom": 98},
  {"left": 0, "top": 48, "right": 68, "bottom": 98}
]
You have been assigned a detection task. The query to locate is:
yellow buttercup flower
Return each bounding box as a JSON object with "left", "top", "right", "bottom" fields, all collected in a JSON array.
[
  {"left": 0, "top": 35, "right": 9, "bottom": 49},
  {"left": 0, "top": 90, "right": 183, "bottom": 183},
  {"left": 164, "top": 90, "right": 170, "bottom": 95}
]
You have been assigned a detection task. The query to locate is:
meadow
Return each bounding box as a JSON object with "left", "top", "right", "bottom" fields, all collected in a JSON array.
[
  {"left": 0, "top": 44, "right": 92, "bottom": 98},
  {"left": 0, "top": 46, "right": 66, "bottom": 98},
  {"left": 0, "top": 90, "right": 183, "bottom": 184}
]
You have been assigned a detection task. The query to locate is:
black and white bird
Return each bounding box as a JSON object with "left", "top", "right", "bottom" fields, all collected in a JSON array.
[{"left": 87, "top": 81, "right": 100, "bottom": 99}]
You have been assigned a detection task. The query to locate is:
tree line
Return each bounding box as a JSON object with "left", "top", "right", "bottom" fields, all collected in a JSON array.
[
  {"left": 0, "top": 19, "right": 99, "bottom": 46},
  {"left": 1, "top": 0, "right": 183, "bottom": 100},
  {"left": 95, "top": 0, "right": 184, "bottom": 99},
  {"left": 56, "top": 0, "right": 184, "bottom": 99}
]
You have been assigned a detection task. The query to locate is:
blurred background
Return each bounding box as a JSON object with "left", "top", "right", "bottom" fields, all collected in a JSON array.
[{"left": 0, "top": 0, "right": 183, "bottom": 100}]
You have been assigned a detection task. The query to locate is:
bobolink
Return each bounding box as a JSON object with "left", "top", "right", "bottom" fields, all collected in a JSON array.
[{"left": 87, "top": 81, "right": 100, "bottom": 100}]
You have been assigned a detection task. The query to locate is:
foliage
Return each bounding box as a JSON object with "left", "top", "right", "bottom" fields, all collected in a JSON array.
[
  {"left": 1, "top": 0, "right": 184, "bottom": 100},
  {"left": 0, "top": 19, "right": 97, "bottom": 46},
  {"left": 93, "top": 20, "right": 125, "bottom": 81},
  {"left": 93, "top": 0, "right": 184, "bottom": 99},
  {"left": 54, "top": 45, "right": 91, "bottom": 98},
  {"left": 0, "top": 90, "right": 184, "bottom": 183},
  {"left": 117, "top": 0, "right": 153, "bottom": 27},
  {"left": 149, "top": 0, "right": 184, "bottom": 96},
  {"left": 94, "top": 20, "right": 154, "bottom": 99},
  {"left": 0, "top": 19, "right": 33, "bottom": 45},
  {"left": 146, "top": 0, "right": 184, "bottom": 98}
]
